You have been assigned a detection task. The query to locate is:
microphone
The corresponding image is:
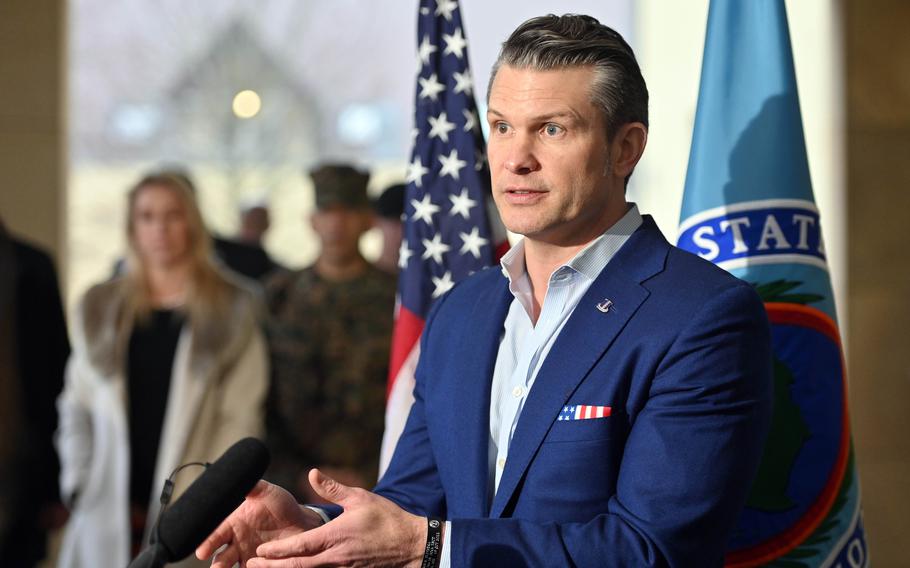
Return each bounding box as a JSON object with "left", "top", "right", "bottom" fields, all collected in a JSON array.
[{"left": 127, "top": 437, "right": 270, "bottom": 568}]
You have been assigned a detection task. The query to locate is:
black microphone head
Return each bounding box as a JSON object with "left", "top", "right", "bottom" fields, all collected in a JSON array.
[
  {"left": 126, "top": 542, "right": 168, "bottom": 568},
  {"left": 156, "top": 437, "right": 269, "bottom": 560}
]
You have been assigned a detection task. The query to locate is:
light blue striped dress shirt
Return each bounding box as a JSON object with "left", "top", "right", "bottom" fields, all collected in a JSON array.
[{"left": 439, "top": 204, "right": 642, "bottom": 567}]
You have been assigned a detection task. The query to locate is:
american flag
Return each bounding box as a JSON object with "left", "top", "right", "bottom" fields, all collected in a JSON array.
[
  {"left": 379, "top": 0, "right": 507, "bottom": 474},
  {"left": 558, "top": 405, "right": 613, "bottom": 421}
]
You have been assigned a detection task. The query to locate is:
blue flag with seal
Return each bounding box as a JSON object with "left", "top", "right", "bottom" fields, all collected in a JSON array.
[{"left": 678, "top": 2, "right": 868, "bottom": 566}]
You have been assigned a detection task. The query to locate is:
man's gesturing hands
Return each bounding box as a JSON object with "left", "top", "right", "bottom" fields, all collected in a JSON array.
[
  {"left": 196, "top": 469, "right": 429, "bottom": 568},
  {"left": 195, "top": 479, "right": 322, "bottom": 567}
]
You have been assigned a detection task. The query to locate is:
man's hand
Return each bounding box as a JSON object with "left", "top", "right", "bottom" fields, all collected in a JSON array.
[
  {"left": 298, "top": 466, "right": 369, "bottom": 505},
  {"left": 248, "top": 468, "right": 428, "bottom": 568},
  {"left": 195, "top": 480, "right": 324, "bottom": 567}
]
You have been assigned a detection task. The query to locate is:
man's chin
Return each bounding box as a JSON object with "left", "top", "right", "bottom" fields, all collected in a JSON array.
[
  {"left": 320, "top": 250, "right": 362, "bottom": 265},
  {"left": 500, "top": 219, "right": 546, "bottom": 240}
]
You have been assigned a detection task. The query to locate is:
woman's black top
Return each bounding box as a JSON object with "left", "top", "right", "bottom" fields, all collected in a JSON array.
[{"left": 127, "top": 308, "right": 184, "bottom": 511}]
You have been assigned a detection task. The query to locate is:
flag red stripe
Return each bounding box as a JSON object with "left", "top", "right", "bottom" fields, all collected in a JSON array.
[
  {"left": 494, "top": 240, "right": 510, "bottom": 262},
  {"left": 387, "top": 307, "right": 425, "bottom": 398}
]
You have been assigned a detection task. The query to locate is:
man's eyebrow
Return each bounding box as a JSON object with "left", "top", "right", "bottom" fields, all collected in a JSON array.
[
  {"left": 486, "top": 108, "right": 581, "bottom": 123},
  {"left": 534, "top": 111, "right": 581, "bottom": 123}
]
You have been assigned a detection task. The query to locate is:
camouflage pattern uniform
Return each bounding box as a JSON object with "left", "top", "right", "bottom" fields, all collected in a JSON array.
[{"left": 264, "top": 261, "right": 396, "bottom": 499}]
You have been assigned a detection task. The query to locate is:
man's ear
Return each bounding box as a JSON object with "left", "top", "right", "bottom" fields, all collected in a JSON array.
[{"left": 610, "top": 122, "right": 648, "bottom": 179}]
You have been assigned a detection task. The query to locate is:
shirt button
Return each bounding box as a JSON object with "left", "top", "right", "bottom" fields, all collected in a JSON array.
[
  {"left": 497, "top": 457, "right": 506, "bottom": 469},
  {"left": 512, "top": 386, "right": 524, "bottom": 398}
]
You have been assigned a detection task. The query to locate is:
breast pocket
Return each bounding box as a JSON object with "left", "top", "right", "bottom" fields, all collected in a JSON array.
[
  {"left": 545, "top": 410, "right": 627, "bottom": 443},
  {"left": 522, "top": 411, "right": 630, "bottom": 521}
]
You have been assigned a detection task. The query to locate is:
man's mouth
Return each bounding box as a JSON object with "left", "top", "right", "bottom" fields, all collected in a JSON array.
[{"left": 503, "top": 187, "right": 547, "bottom": 203}]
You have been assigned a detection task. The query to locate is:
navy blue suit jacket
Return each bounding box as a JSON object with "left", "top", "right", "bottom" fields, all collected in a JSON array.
[{"left": 375, "top": 217, "right": 773, "bottom": 567}]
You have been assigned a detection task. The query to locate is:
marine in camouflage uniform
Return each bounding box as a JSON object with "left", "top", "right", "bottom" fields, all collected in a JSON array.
[{"left": 264, "top": 164, "right": 396, "bottom": 501}]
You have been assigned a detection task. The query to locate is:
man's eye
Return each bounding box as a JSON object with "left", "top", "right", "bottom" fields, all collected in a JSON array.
[
  {"left": 544, "top": 124, "right": 564, "bottom": 136},
  {"left": 496, "top": 123, "right": 509, "bottom": 134}
]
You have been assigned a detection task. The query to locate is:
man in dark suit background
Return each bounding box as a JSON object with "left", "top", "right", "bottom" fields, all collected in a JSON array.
[
  {"left": 0, "top": 218, "right": 69, "bottom": 567},
  {"left": 197, "top": 14, "right": 773, "bottom": 568}
]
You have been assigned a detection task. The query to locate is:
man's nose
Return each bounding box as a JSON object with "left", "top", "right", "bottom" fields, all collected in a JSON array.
[{"left": 503, "top": 135, "right": 541, "bottom": 175}]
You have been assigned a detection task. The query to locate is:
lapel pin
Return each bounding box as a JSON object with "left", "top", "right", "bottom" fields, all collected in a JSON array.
[{"left": 596, "top": 299, "right": 613, "bottom": 313}]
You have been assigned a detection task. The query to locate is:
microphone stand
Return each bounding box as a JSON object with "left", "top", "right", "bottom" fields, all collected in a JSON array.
[{"left": 127, "top": 461, "right": 209, "bottom": 567}]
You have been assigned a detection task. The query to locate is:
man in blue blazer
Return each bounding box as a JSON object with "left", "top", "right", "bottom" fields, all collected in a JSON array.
[{"left": 198, "top": 14, "right": 772, "bottom": 568}]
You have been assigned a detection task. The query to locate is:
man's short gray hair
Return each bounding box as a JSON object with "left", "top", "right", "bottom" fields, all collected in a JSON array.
[{"left": 489, "top": 14, "right": 649, "bottom": 140}]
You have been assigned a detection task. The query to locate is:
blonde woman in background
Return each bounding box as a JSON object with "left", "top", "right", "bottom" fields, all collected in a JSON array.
[{"left": 55, "top": 173, "right": 269, "bottom": 568}]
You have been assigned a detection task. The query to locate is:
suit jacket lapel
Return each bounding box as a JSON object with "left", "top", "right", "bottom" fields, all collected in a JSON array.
[
  {"left": 490, "top": 217, "right": 669, "bottom": 518},
  {"left": 451, "top": 272, "right": 512, "bottom": 518}
]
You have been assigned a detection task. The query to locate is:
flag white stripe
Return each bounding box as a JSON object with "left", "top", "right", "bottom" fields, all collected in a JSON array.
[{"left": 378, "top": 343, "right": 421, "bottom": 477}]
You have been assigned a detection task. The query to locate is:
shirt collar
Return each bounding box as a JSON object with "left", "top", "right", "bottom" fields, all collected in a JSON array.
[{"left": 499, "top": 203, "right": 643, "bottom": 284}]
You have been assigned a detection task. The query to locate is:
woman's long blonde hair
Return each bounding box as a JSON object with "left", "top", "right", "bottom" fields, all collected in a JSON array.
[{"left": 121, "top": 172, "right": 230, "bottom": 330}]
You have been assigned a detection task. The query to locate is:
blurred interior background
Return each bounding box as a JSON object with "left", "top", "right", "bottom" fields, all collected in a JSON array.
[{"left": 1, "top": 0, "right": 907, "bottom": 564}]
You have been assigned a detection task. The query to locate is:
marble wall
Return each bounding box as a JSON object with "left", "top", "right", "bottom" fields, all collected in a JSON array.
[
  {"left": 846, "top": 0, "right": 910, "bottom": 563},
  {"left": 0, "top": 0, "right": 64, "bottom": 259}
]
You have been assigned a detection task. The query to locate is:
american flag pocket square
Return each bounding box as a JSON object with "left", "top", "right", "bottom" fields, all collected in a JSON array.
[{"left": 558, "top": 404, "right": 612, "bottom": 421}]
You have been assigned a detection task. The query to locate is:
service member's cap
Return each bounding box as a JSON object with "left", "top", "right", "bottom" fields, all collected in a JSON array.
[{"left": 309, "top": 164, "right": 370, "bottom": 210}]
